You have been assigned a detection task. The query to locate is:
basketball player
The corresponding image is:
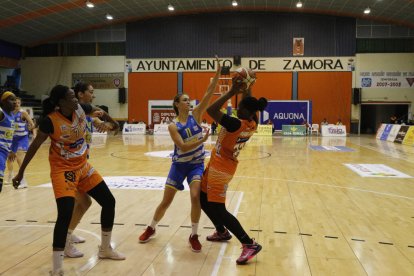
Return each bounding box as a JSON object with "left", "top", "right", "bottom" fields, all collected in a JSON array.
[
  {"left": 200, "top": 82, "right": 267, "bottom": 265},
  {"left": 62, "top": 82, "right": 115, "bottom": 258},
  {"left": 6, "top": 97, "right": 35, "bottom": 188},
  {"left": 139, "top": 56, "right": 221, "bottom": 252},
  {"left": 0, "top": 91, "right": 17, "bottom": 193},
  {"left": 12, "top": 85, "right": 124, "bottom": 276}
]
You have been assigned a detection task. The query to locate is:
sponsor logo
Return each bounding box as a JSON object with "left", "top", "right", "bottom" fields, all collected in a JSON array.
[
  {"left": 406, "top": 78, "right": 414, "bottom": 87},
  {"left": 273, "top": 113, "right": 305, "bottom": 120},
  {"left": 328, "top": 127, "right": 345, "bottom": 134},
  {"left": 361, "top": 78, "right": 372, "bottom": 87}
]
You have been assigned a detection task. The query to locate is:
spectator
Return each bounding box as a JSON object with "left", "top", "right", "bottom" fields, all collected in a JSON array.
[
  {"left": 336, "top": 119, "right": 343, "bottom": 125},
  {"left": 389, "top": 115, "right": 397, "bottom": 124},
  {"left": 321, "top": 118, "right": 329, "bottom": 125}
]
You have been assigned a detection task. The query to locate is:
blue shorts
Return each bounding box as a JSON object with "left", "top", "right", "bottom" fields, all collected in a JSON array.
[
  {"left": 11, "top": 135, "right": 29, "bottom": 152},
  {"left": 0, "top": 150, "right": 8, "bottom": 178},
  {"left": 166, "top": 162, "right": 204, "bottom": 191}
]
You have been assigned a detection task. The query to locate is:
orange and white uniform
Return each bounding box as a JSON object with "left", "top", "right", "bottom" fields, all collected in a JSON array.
[
  {"left": 41, "top": 105, "right": 102, "bottom": 198},
  {"left": 201, "top": 115, "right": 257, "bottom": 203}
]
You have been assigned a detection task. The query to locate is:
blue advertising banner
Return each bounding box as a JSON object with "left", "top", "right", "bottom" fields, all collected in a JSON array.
[
  {"left": 380, "top": 124, "right": 393, "bottom": 140},
  {"left": 260, "top": 101, "right": 312, "bottom": 130}
]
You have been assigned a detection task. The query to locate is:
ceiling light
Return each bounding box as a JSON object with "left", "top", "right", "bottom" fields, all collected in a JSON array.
[
  {"left": 106, "top": 13, "right": 113, "bottom": 20},
  {"left": 232, "top": 0, "right": 238, "bottom": 7},
  {"left": 85, "top": 1, "right": 94, "bottom": 8},
  {"left": 364, "top": 7, "right": 371, "bottom": 14},
  {"left": 168, "top": 4, "right": 175, "bottom": 11},
  {"left": 296, "top": 1, "right": 303, "bottom": 8}
]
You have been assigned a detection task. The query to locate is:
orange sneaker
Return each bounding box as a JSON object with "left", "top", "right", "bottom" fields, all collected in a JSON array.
[
  {"left": 139, "top": 226, "right": 156, "bottom": 243},
  {"left": 189, "top": 234, "right": 202, "bottom": 252}
]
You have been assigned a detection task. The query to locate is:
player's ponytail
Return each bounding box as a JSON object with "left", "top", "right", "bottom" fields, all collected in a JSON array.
[{"left": 172, "top": 94, "right": 181, "bottom": 115}]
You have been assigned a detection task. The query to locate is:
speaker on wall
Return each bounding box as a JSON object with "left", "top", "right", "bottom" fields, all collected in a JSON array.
[
  {"left": 233, "top": 55, "right": 241, "bottom": 66},
  {"left": 352, "top": 88, "right": 361, "bottom": 105},
  {"left": 118, "top": 87, "right": 126, "bottom": 104}
]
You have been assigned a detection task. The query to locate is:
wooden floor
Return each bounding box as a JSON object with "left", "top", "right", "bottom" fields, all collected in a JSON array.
[{"left": 1, "top": 134, "right": 414, "bottom": 276}]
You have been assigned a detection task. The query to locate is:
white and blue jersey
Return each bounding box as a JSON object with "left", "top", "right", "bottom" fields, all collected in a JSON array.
[
  {"left": 85, "top": 116, "right": 93, "bottom": 157},
  {"left": 0, "top": 109, "right": 15, "bottom": 178},
  {"left": 171, "top": 115, "right": 205, "bottom": 164},
  {"left": 11, "top": 110, "right": 29, "bottom": 152},
  {"left": 166, "top": 115, "right": 205, "bottom": 191}
]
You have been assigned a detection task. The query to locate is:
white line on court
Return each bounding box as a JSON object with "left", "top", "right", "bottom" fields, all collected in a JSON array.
[
  {"left": 236, "top": 175, "right": 414, "bottom": 200},
  {"left": 0, "top": 224, "right": 101, "bottom": 240},
  {"left": 211, "top": 192, "right": 244, "bottom": 276}
]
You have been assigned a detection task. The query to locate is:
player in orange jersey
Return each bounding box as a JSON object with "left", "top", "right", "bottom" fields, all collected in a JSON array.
[
  {"left": 12, "top": 85, "right": 124, "bottom": 276},
  {"left": 200, "top": 82, "right": 267, "bottom": 265}
]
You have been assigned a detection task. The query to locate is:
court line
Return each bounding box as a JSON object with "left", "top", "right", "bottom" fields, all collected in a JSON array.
[
  {"left": 29, "top": 170, "right": 414, "bottom": 200},
  {"left": 211, "top": 191, "right": 244, "bottom": 276},
  {"left": 235, "top": 176, "right": 414, "bottom": 200},
  {"left": 0, "top": 225, "right": 101, "bottom": 240},
  {"left": 0, "top": 224, "right": 102, "bottom": 274}
]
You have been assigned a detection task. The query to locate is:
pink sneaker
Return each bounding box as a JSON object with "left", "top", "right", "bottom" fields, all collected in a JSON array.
[
  {"left": 206, "top": 229, "right": 232, "bottom": 242},
  {"left": 236, "top": 240, "right": 262, "bottom": 265},
  {"left": 139, "top": 226, "right": 155, "bottom": 243}
]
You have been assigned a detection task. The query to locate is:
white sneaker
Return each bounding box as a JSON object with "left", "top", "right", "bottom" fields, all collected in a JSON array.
[
  {"left": 71, "top": 234, "right": 86, "bottom": 243},
  {"left": 18, "top": 178, "right": 28, "bottom": 189},
  {"left": 98, "top": 246, "right": 126, "bottom": 260},
  {"left": 64, "top": 242, "right": 84, "bottom": 258},
  {"left": 49, "top": 269, "right": 64, "bottom": 276}
]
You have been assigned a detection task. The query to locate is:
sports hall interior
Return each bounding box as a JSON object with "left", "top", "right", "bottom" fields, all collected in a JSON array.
[{"left": 1, "top": 1, "right": 414, "bottom": 275}]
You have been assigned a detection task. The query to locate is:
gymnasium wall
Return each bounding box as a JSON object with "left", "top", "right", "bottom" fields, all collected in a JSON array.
[
  {"left": 298, "top": 72, "right": 352, "bottom": 131},
  {"left": 127, "top": 12, "right": 355, "bottom": 58},
  {"left": 354, "top": 53, "right": 414, "bottom": 120},
  {"left": 128, "top": 73, "right": 177, "bottom": 123},
  {"left": 20, "top": 56, "right": 127, "bottom": 119}
]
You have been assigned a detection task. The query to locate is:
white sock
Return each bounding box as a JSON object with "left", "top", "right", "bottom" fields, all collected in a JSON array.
[
  {"left": 52, "top": 251, "right": 64, "bottom": 272},
  {"left": 191, "top": 222, "right": 199, "bottom": 236},
  {"left": 149, "top": 219, "right": 158, "bottom": 229},
  {"left": 101, "top": 230, "right": 112, "bottom": 249}
]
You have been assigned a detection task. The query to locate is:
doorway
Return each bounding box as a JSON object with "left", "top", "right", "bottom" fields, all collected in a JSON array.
[{"left": 360, "top": 103, "right": 410, "bottom": 134}]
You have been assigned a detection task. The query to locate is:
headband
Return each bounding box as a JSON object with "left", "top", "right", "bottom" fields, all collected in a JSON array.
[{"left": 1, "top": 91, "right": 15, "bottom": 102}]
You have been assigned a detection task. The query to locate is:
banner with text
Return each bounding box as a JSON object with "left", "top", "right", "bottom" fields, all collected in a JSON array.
[
  {"left": 127, "top": 57, "right": 354, "bottom": 72},
  {"left": 260, "top": 100, "right": 311, "bottom": 130},
  {"left": 72, "top": 73, "right": 124, "bottom": 89},
  {"left": 359, "top": 71, "right": 414, "bottom": 88}
]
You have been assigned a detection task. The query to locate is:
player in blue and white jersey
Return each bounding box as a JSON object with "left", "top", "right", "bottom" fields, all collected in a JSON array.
[{"left": 139, "top": 57, "right": 221, "bottom": 252}]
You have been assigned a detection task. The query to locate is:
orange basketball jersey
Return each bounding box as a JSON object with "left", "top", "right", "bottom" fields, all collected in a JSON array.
[
  {"left": 48, "top": 106, "right": 88, "bottom": 171},
  {"left": 209, "top": 119, "right": 257, "bottom": 176}
]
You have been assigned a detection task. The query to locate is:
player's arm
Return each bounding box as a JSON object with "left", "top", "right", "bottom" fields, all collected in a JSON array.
[
  {"left": 12, "top": 119, "right": 49, "bottom": 189},
  {"left": 91, "top": 106, "right": 119, "bottom": 133},
  {"left": 168, "top": 123, "right": 209, "bottom": 152},
  {"left": 21, "top": 110, "right": 35, "bottom": 130},
  {"left": 207, "top": 77, "right": 245, "bottom": 124},
  {"left": 192, "top": 56, "right": 221, "bottom": 123}
]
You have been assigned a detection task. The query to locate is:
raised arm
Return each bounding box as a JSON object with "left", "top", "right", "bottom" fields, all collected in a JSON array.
[
  {"left": 168, "top": 123, "right": 209, "bottom": 152},
  {"left": 12, "top": 130, "right": 48, "bottom": 188},
  {"left": 192, "top": 56, "right": 221, "bottom": 123},
  {"left": 207, "top": 79, "right": 244, "bottom": 123}
]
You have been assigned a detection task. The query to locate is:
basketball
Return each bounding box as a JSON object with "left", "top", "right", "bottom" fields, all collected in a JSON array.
[{"left": 232, "top": 67, "right": 256, "bottom": 90}]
